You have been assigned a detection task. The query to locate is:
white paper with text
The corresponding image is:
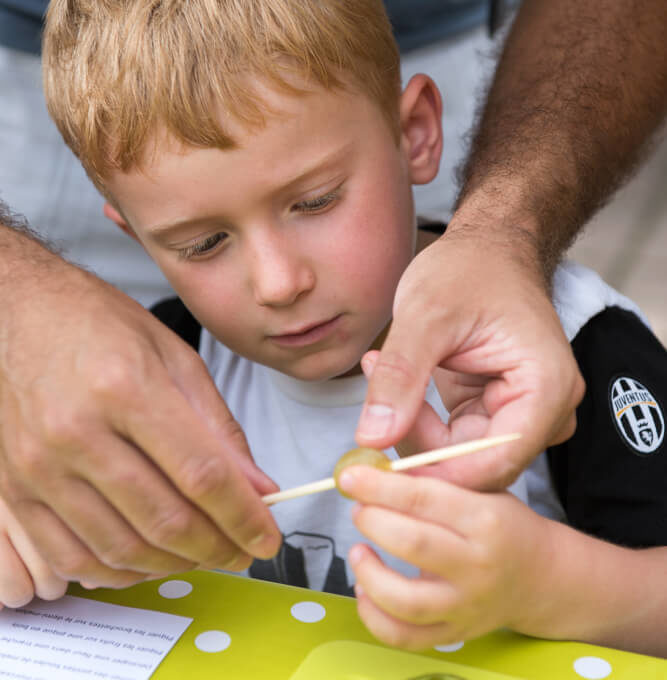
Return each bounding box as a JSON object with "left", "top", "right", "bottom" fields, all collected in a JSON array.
[{"left": 0, "top": 595, "right": 192, "bottom": 680}]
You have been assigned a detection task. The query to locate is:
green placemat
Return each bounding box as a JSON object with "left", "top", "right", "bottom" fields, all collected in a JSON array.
[{"left": 68, "top": 570, "right": 666, "bottom": 679}]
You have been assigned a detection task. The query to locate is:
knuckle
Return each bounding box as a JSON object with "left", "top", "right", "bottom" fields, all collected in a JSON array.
[
  {"left": 485, "top": 458, "right": 521, "bottom": 491},
  {"left": 572, "top": 370, "right": 586, "bottom": 404},
  {"left": 180, "top": 455, "right": 229, "bottom": 500},
  {"left": 181, "top": 349, "right": 208, "bottom": 375},
  {"left": 403, "top": 484, "right": 431, "bottom": 518},
  {"left": 39, "top": 405, "right": 87, "bottom": 449},
  {"left": 50, "top": 551, "right": 96, "bottom": 580},
  {"left": 400, "top": 526, "right": 430, "bottom": 558},
  {"left": 222, "top": 420, "right": 251, "bottom": 456},
  {"left": 104, "top": 465, "right": 145, "bottom": 494},
  {"left": 373, "top": 351, "right": 422, "bottom": 389},
  {"left": 222, "top": 505, "right": 267, "bottom": 545},
  {"left": 398, "top": 594, "right": 433, "bottom": 623},
  {"left": 147, "top": 506, "right": 194, "bottom": 546},
  {"left": 89, "top": 356, "right": 138, "bottom": 402},
  {"left": 474, "top": 505, "right": 501, "bottom": 538},
  {"left": 9, "top": 437, "right": 48, "bottom": 482},
  {"left": 98, "top": 536, "right": 146, "bottom": 570}
]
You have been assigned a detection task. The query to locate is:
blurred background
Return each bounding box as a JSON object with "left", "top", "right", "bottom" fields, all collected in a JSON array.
[{"left": 568, "top": 139, "right": 667, "bottom": 346}]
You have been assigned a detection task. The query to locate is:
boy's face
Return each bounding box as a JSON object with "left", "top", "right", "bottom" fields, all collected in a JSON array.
[{"left": 105, "top": 76, "right": 441, "bottom": 381}]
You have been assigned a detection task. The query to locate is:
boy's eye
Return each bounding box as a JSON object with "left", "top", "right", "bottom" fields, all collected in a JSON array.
[
  {"left": 178, "top": 232, "right": 227, "bottom": 259},
  {"left": 292, "top": 188, "right": 340, "bottom": 213}
]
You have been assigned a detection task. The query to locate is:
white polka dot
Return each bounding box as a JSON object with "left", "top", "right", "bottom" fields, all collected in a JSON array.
[
  {"left": 573, "top": 656, "right": 612, "bottom": 679},
  {"left": 194, "top": 630, "right": 231, "bottom": 653},
  {"left": 158, "top": 579, "right": 193, "bottom": 599},
  {"left": 434, "top": 641, "right": 464, "bottom": 652},
  {"left": 290, "top": 601, "right": 326, "bottom": 623}
]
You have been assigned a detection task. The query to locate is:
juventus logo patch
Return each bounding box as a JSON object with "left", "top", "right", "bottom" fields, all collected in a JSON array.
[{"left": 609, "top": 376, "right": 664, "bottom": 454}]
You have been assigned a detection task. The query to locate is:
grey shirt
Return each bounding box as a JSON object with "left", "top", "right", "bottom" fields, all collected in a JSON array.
[{"left": 0, "top": 0, "right": 47, "bottom": 54}]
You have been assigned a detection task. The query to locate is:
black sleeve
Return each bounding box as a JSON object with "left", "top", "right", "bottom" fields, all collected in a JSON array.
[
  {"left": 547, "top": 306, "right": 667, "bottom": 547},
  {"left": 149, "top": 297, "right": 202, "bottom": 351}
]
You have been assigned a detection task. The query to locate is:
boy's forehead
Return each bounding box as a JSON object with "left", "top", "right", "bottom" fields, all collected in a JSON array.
[
  {"left": 126, "top": 74, "right": 376, "bottom": 177},
  {"left": 108, "top": 83, "right": 390, "bottom": 229}
]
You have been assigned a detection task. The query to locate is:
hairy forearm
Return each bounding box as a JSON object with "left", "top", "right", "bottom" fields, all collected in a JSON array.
[
  {"left": 520, "top": 519, "right": 667, "bottom": 657},
  {"left": 0, "top": 202, "right": 59, "bottom": 279},
  {"left": 0, "top": 201, "right": 84, "bottom": 294},
  {"left": 456, "top": 0, "right": 667, "bottom": 280},
  {"left": 0, "top": 203, "right": 90, "bottom": 356}
]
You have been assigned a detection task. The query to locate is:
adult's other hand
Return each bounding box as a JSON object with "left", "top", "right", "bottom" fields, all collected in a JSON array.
[{"left": 0, "top": 223, "right": 281, "bottom": 588}]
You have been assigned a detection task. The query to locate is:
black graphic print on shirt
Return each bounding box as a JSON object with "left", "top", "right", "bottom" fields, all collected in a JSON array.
[{"left": 250, "top": 531, "right": 353, "bottom": 596}]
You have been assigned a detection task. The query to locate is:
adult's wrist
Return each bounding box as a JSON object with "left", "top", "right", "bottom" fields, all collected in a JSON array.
[{"left": 447, "top": 184, "right": 550, "bottom": 290}]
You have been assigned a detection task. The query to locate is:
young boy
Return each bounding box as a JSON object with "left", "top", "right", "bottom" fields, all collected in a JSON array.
[{"left": 2, "top": 0, "right": 665, "bottom": 657}]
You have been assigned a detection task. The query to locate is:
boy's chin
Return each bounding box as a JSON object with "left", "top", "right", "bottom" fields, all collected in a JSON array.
[{"left": 279, "top": 358, "right": 364, "bottom": 382}]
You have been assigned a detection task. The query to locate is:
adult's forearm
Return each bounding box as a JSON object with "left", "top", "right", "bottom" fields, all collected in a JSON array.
[
  {"left": 0, "top": 203, "right": 91, "bottom": 367},
  {"left": 0, "top": 202, "right": 61, "bottom": 283},
  {"left": 457, "top": 0, "right": 667, "bottom": 279}
]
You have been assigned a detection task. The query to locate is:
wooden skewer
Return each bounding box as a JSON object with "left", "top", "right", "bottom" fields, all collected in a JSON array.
[{"left": 262, "top": 432, "right": 521, "bottom": 506}]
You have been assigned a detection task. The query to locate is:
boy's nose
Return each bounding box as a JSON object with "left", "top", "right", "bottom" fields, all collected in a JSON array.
[{"left": 249, "top": 236, "right": 315, "bottom": 307}]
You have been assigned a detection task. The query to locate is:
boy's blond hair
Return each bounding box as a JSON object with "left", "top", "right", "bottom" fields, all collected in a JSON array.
[{"left": 43, "top": 0, "right": 401, "bottom": 191}]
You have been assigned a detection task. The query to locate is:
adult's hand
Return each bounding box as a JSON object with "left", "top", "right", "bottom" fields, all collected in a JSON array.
[
  {"left": 356, "top": 205, "right": 585, "bottom": 490},
  {"left": 0, "top": 225, "right": 281, "bottom": 588},
  {"left": 355, "top": 0, "right": 667, "bottom": 489}
]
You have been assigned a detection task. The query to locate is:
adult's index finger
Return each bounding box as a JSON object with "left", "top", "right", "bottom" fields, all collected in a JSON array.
[{"left": 120, "top": 379, "right": 281, "bottom": 561}]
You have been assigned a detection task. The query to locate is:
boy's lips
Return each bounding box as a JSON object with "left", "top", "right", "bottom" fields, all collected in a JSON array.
[{"left": 269, "top": 315, "right": 342, "bottom": 347}]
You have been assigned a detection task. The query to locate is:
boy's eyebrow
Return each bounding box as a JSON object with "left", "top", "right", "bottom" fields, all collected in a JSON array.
[
  {"left": 147, "top": 216, "right": 229, "bottom": 240},
  {"left": 277, "top": 142, "right": 354, "bottom": 193},
  {"left": 146, "top": 142, "right": 354, "bottom": 238}
]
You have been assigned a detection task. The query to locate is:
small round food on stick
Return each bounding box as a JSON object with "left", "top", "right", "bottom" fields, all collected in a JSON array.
[{"left": 333, "top": 448, "right": 392, "bottom": 498}]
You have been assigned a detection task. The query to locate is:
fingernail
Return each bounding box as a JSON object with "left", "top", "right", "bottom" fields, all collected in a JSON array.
[
  {"left": 360, "top": 357, "right": 374, "bottom": 377},
  {"left": 354, "top": 583, "right": 365, "bottom": 599},
  {"left": 337, "top": 469, "right": 356, "bottom": 494},
  {"left": 357, "top": 404, "right": 394, "bottom": 440}
]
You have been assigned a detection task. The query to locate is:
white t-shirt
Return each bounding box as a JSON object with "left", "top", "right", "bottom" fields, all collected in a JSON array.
[
  {"left": 199, "top": 317, "right": 528, "bottom": 594},
  {"left": 197, "top": 260, "right": 644, "bottom": 594}
]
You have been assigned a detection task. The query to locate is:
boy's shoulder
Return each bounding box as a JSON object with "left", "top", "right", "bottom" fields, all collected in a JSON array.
[
  {"left": 548, "top": 261, "right": 667, "bottom": 548},
  {"left": 552, "top": 260, "right": 648, "bottom": 341}
]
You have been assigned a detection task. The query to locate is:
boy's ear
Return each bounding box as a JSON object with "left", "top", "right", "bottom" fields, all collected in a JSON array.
[
  {"left": 103, "top": 202, "right": 140, "bottom": 243},
  {"left": 399, "top": 74, "right": 443, "bottom": 185}
]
